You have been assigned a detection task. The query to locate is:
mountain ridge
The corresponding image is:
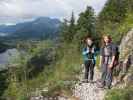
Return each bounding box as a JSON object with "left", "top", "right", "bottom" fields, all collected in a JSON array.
[{"left": 0, "top": 17, "right": 61, "bottom": 39}]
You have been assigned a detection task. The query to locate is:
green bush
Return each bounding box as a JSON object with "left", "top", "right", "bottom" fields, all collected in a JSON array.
[
  {"left": 2, "top": 41, "right": 82, "bottom": 99},
  {"left": 105, "top": 86, "right": 133, "bottom": 100}
]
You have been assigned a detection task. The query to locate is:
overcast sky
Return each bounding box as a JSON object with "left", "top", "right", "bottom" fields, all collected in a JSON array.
[{"left": 0, "top": 0, "right": 107, "bottom": 25}]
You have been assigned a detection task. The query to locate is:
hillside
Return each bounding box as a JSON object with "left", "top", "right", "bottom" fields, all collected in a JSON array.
[{"left": 97, "top": 0, "right": 133, "bottom": 43}]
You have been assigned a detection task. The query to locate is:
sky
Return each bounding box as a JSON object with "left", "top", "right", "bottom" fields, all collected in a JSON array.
[{"left": 0, "top": 0, "right": 107, "bottom": 25}]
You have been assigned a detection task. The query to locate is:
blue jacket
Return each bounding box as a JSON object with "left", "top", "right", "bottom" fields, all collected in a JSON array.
[{"left": 82, "top": 46, "right": 97, "bottom": 64}]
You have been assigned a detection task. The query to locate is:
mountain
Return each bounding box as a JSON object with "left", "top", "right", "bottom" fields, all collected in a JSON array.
[{"left": 0, "top": 17, "right": 61, "bottom": 39}]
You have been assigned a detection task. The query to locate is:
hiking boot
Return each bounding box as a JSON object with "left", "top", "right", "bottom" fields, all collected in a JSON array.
[
  {"left": 104, "top": 86, "right": 111, "bottom": 89},
  {"left": 89, "top": 80, "right": 94, "bottom": 84},
  {"left": 82, "top": 79, "right": 89, "bottom": 83},
  {"left": 97, "top": 83, "right": 105, "bottom": 88}
]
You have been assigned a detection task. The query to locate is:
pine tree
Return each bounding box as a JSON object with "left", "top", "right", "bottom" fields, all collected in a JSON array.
[
  {"left": 97, "top": 0, "right": 133, "bottom": 42},
  {"left": 77, "top": 6, "right": 96, "bottom": 37},
  {"left": 74, "top": 6, "right": 99, "bottom": 44},
  {"left": 60, "top": 12, "right": 76, "bottom": 43},
  {"left": 68, "top": 11, "right": 76, "bottom": 41},
  {"left": 98, "top": 0, "right": 127, "bottom": 24},
  {"left": 60, "top": 19, "right": 69, "bottom": 42}
]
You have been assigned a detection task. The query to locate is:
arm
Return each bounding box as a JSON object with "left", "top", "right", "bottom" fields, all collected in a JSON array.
[
  {"left": 109, "top": 56, "right": 115, "bottom": 68},
  {"left": 99, "top": 47, "right": 103, "bottom": 67},
  {"left": 82, "top": 48, "right": 89, "bottom": 55},
  {"left": 111, "top": 56, "right": 115, "bottom": 65},
  {"left": 109, "top": 44, "right": 117, "bottom": 68},
  {"left": 99, "top": 56, "right": 103, "bottom": 66},
  {"left": 94, "top": 46, "right": 99, "bottom": 56}
]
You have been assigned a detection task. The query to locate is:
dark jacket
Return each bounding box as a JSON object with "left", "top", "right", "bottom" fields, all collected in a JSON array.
[{"left": 82, "top": 45, "right": 97, "bottom": 64}]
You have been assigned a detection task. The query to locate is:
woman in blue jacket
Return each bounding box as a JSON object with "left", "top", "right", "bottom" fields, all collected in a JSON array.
[{"left": 82, "top": 36, "right": 97, "bottom": 83}]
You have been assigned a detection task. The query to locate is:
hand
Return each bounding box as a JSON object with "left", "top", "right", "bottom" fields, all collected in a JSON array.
[
  {"left": 108, "top": 63, "right": 113, "bottom": 69},
  {"left": 86, "top": 47, "right": 90, "bottom": 53},
  {"left": 99, "top": 62, "right": 102, "bottom": 68}
]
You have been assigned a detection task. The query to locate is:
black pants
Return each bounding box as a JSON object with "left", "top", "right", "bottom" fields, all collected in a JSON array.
[
  {"left": 101, "top": 63, "right": 113, "bottom": 87},
  {"left": 84, "top": 60, "right": 95, "bottom": 80}
]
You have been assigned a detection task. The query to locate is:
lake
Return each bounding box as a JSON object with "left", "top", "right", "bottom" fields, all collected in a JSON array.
[{"left": 0, "top": 48, "right": 19, "bottom": 70}]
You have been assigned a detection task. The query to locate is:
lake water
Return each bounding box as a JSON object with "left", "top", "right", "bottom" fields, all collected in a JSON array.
[{"left": 0, "top": 48, "right": 19, "bottom": 70}]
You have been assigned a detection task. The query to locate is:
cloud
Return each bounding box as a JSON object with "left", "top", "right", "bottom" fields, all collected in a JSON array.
[{"left": 0, "top": 0, "right": 107, "bottom": 24}]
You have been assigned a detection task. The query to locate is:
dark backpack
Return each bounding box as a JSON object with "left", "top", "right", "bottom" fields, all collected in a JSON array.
[
  {"left": 102, "top": 44, "right": 119, "bottom": 66},
  {"left": 113, "top": 45, "right": 120, "bottom": 66}
]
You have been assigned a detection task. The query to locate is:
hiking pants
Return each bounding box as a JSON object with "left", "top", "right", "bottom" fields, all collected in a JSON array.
[
  {"left": 101, "top": 63, "right": 113, "bottom": 87},
  {"left": 84, "top": 60, "right": 95, "bottom": 80}
]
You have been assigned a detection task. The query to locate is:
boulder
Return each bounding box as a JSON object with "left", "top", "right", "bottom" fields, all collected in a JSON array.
[
  {"left": 119, "top": 28, "right": 133, "bottom": 62},
  {"left": 118, "top": 28, "right": 133, "bottom": 83}
]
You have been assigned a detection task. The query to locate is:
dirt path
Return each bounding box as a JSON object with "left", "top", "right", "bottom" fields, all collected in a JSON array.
[{"left": 73, "top": 67, "right": 106, "bottom": 100}]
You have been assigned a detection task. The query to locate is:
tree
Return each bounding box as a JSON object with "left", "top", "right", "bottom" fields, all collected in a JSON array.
[
  {"left": 77, "top": 6, "right": 95, "bottom": 34},
  {"left": 60, "top": 18, "right": 69, "bottom": 42},
  {"left": 60, "top": 12, "right": 76, "bottom": 43},
  {"left": 74, "top": 6, "right": 100, "bottom": 47},
  {"left": 68, "top": 11, "right": 76, "bottom": 41},
  {"left": 98, "top": 0, "right": 127, "bottom": 24},
  {"left": 97, "top": 0, "right": 133, "bottom": 43}
]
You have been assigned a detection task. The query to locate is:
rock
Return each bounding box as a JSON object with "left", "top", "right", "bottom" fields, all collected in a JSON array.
[
  {"left": 117, "top": 28, "right": 133, "bottom": 84},
  {"left": 119, "top": 28, "right": 133, "bottom": 61},
  {"left": 123, "top": 73, "right": 133, "bottom": 85}
]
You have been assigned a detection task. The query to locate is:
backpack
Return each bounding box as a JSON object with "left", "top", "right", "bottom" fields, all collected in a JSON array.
[
  {"left": 102, "top": 43, "right": 119, "bottom": 66},
  {"left": 114, "top": 45, "right": 119, "bottom": 66}
]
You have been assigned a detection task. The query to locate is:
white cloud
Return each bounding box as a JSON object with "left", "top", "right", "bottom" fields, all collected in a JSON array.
[{"left": 0, "top": 0, "right": 107, "bottom": 24}]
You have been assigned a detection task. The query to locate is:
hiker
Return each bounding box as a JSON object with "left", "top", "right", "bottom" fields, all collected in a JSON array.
[
  {"left": 98, "top": 35, "right": 118, "bottom": 89},
  {"left": 82, "top": 36, "right": 97, "bottom": 83}
]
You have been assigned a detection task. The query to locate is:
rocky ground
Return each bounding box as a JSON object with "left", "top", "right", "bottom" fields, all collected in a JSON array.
[{"left": 73, "top": 67, "right": 106, "bottom": 100}]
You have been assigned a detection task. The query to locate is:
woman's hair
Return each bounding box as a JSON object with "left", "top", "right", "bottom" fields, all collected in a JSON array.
[
  {"left": 102, "top": 34, "right": 112, "bottom": 47},
  {"left": 83, "top": 35, "right": 93, "bottom": 44}
]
